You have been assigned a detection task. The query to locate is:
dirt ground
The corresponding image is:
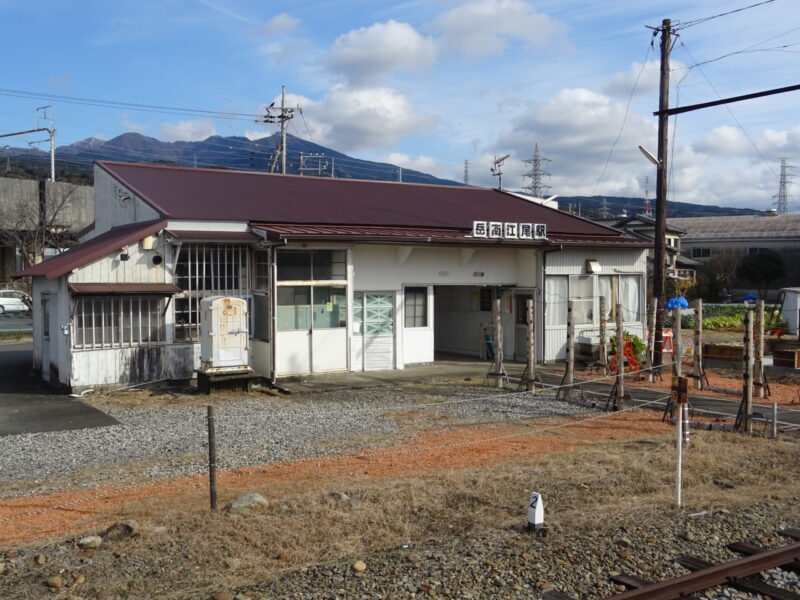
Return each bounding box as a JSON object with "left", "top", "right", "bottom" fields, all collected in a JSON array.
[
  {"left": 0, "top": 411, "right": 670, "bottom": 546},
  {"left": 577, "top": 363, "right": 800, "bottom": 407}
]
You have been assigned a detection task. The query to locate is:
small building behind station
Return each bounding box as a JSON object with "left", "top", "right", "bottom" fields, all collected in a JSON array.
[{"left": 18, "top": 161, "right": 650, "bottom": 391}]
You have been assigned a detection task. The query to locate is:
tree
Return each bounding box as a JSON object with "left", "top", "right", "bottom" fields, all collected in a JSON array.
[
  {"left": 735, "top": 250, "right": 786, "bottom": 298},
  {"left": 0, "top": 180, "right": 80, "bottom": 273}
]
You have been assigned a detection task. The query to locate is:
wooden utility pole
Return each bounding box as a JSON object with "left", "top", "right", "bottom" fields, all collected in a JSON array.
[
  {"left": 741, "top": 310, "right": 754, "bottom": 433},
  {"left": 493, "top": 297, "right": 504, "bottom": 388},
  {"left": 615, "top": 303, "right": 625, "bottom": 410},
  {"left": 526, "top": 298, "right": 536, "bottom": 391},
  {"left": 673, "top": 306, "right": 682, "bottom": 378},
  {"left": 754, "top": 300, "right": 765, "bottom": 399},
  {"left": 693, "top": 299, "right": 703, "bottom": 390},
  {"left": 599, "top": 296, "right": 609, "bottom": 375},
  {"left": 566, "top": 300, "right": 574, "bottom": 400},
  {"left": 653, "top": 18, "right": 672, "bottom": 372},
  {"left": 647, "top": 297, "right": 657, "bottom": 383}
]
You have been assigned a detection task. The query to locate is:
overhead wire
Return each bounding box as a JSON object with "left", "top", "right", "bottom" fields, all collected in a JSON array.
[
  {"left": 589, "top": 37, "right": 655, "bottom": 196},
  {"left": 674, "top": 0, "right": 777, "bottom": 31}
]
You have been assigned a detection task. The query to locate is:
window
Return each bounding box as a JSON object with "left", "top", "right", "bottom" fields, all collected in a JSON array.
[
  {"left": 73, "top": 295, "right": 165, "bottom": 349},
  {"left": 545, "top": 276, "right": 567, "bottom": 326},
  {"left": 598, "top": 275, "right": 642, "bottom": 322},
  {"left": 252, "top": 294, "right": 270, "bottom": 341},
  {"left": 479, "top": 288, "right": 494, "bottom": 311},
  {"left": 569, "top": 275, "right": 593, "bottom": 325},
  {"left": 516, "top": 294, "right": 533, "bottom": 325},
  {"left": 691, "top": 248, "right": 711, "bottom": 258},
  {"left": 404, "top": 287, "right": 428, "bottom": 328},
  {"left": 276, "top": 250, "right": 346, "bottom": 281},
  {"left": 254, "top": 250, "right": 269, "bottom": 290},
  {"left": 312, "top": 286, "right": 347, "bottom": 329},
  {"left": 277, "top": 286, "right": 311, "bottom": 331},
  {"left": 174, "top": 244, "right": 250, "bottom": 342},
  {"left": 276, "top": 286, "right": 347, "bottom": 331}
]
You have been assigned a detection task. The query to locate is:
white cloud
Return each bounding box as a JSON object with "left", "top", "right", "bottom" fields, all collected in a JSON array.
[
  {"left": 382, "top": 152, "right": 439, "bottom": 174},
  {"left": 327, "top": 20, "right": 437, "bottom": 85},
  {"left": 281, "top": 86, "right": 435, "bottom": 152},
  {"left": 121, "top": 114, "right": 148, "bottom": 135},
  {"left": 603, "top": 60, "right": 687, "bottom": 98},
  {"left": 693, "top": 125, "right": 751, "bottom": 157},
  {"left": 159, "top": 119, "right": 216, "bottom": 141},
  {"left": 260, "top": 12, "right": 299, "bottom": 35},
  {"left": 433, "top": 0, "right": 567, "bottom": 59}
]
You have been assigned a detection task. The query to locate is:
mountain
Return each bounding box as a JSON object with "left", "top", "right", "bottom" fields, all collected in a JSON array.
[
  {"left": 554, "top": 195, "right": 762, "bottom": 218},
  {"left": 5, "top": 132, "right": 461, "bottom": 186}
]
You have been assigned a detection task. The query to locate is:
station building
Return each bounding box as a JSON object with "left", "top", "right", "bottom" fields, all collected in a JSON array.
[{"left": 18, "top": 161, "right": 649, "bottom": 390}]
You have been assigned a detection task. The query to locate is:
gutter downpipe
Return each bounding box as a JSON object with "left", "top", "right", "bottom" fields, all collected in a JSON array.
[{"left": 540, "top": 244, "right": 564, "bottom": 364}]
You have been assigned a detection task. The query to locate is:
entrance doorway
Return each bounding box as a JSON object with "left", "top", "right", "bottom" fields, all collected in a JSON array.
[{"left": 352, "top": 292, "right": 395, "bottom": 371}]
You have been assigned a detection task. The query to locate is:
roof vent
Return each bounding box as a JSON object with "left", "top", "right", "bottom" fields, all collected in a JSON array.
[{"left": 765, "top": 208, "right": 778, "bottom": 216}]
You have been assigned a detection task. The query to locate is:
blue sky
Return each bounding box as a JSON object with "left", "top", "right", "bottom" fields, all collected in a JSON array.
[{"left": 2, "top": 0, "right": 799, "bottom": 209}]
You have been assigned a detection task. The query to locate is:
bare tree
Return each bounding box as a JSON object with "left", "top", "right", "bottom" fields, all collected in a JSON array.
[
  {"left": 0, "top": 180, "right": 79, "bottom": 273},
  {"left": 705, "top": 248, "right": 740, "bottom": 295}
]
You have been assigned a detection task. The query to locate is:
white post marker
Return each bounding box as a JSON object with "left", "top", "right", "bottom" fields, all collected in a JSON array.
[{"left": 527, "top": 491, "right": 544, "bottom": 531}]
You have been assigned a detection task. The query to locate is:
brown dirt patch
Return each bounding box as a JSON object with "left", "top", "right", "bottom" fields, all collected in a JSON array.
[
  {"left": 576, "top": 365, "right": 800, "bottom": 407},
  {"left": 0, "top": 411, "right": 668, "bottom": 546}
]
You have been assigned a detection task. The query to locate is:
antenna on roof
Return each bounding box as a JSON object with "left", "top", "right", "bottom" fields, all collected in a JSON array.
[{"left": 491, "top": 154, "right": 510, "bottom": 190}]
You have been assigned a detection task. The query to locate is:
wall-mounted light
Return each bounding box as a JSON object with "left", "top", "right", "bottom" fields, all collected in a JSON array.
[{"left": 120, "top": 245, "right": 130, "bottom": 261}]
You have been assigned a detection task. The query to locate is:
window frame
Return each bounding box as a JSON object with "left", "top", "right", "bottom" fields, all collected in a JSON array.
[{"left": 404, "top": 286, "right": 428, "bottom": 328}]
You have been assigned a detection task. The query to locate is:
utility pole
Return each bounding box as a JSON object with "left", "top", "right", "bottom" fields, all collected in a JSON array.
[
  {"left": 260, "top": 85, "right": 298, "bottom": 174},
  {"left": 521, "top": 143, "right": 551, "bottom": 198},
  {"left": 0, "top": 106, "right": 56, "bottom": 182},
  {"left": 653, "top": 18, "right": 672, "bottom": 371}
]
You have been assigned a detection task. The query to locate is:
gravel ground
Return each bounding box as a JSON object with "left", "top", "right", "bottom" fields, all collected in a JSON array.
[
  {"left": 246, "top": 501, "right": 799, "bottom": 600},
  {"left": 0, "top": 384, "right": 595, "bottom": 496}
]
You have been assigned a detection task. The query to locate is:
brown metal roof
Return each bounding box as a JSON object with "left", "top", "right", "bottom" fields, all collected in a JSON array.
[
  {"left": 14, "top": 219, "right": 167, "bottom": 280},
  {"left": 97, "top": 161, "right": 628, "bottom": 238},
  {"left": 165, "top": 230, "right": 261, "bottom": 241},
  {"left": 69, "top": 283, "right": 181, "bottom": 295}
]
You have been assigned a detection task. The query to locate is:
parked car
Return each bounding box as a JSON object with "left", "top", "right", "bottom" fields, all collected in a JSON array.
[{"left": 0, "top": 289, "right": 31, "bottom": 314}]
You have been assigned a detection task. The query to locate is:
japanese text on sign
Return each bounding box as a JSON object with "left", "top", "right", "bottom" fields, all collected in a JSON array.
[{"left": 471, "top": 221, "right": 547, "bottom": 240}]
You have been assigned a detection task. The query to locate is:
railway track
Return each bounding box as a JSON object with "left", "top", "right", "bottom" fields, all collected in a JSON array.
[{"left": 544, "top": 528, "right": 800, "bottom": 600}]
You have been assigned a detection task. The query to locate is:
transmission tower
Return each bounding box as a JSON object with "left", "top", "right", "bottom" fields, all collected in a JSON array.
[
  {"left": 599, "top": 198, "right": 610, "bottom": 219},
  {"left": 773, "top": 157, "right": 795, "bottom": 215},
  {"left": 260, "top": 85, "right": 299, "bottom": 174},
  {"left": 643, "top": 175, "right": 653, "bottom": 218},
  {"left": 521, "top": 143, "right": 551, "bottom": 198},
  {"left": 464, "top": 160, "right": 470, "bottom": 186}
]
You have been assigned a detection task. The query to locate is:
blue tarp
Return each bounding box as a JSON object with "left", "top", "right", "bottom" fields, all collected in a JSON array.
[
  {"left": 665, "top": 296, "right": 689, "bottom": 309},
  {"left": 743, "top": 294, "right": 758, "bottom": 302}
]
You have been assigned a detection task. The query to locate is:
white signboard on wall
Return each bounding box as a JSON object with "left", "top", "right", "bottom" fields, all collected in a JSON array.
[{"left": 471, "top": 221, "right": 547, "bottom": 240}]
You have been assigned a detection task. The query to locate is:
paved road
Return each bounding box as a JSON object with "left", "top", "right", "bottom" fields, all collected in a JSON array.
[
  {"left": 0, "top": 312, "right": 32, "bottom": 333},
  {"left": 536, "top": 369, "right": 800, "bottom": 430},
  {"left": 0, "top": 343, "right": 117, "bottom": 436}
]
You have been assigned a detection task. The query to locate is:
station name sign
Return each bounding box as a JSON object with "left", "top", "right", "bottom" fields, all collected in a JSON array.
[{"left": 470, "top": 221, "right": 547, "bottom": 240}]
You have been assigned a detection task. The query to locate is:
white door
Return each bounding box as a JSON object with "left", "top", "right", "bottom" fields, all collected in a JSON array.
[
  {"left": 40, "top": 295, "right": 51, "bottom": 382},
  {"left": 276, "top": 285, "right": 348, "bottom": 375},
  {"left": 353, "top": 292, "right": 395, "bottom": 371}
]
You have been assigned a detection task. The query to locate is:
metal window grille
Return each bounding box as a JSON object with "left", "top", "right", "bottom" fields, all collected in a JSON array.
[
  {"left": 174, "top": 244, "right": 251, "bottom": 342},
  {"left": 73, "top": 295, "right": 165, "bottom": 349}
]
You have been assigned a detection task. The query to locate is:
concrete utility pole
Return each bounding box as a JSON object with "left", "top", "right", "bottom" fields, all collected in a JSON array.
[
  {"left": 653, "top": 18, "right": 672, "bottom": 372},
  {"left": 261, "top": 85, "right": 298, "bottom": 174}
]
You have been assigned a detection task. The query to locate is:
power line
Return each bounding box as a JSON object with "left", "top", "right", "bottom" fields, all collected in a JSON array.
[
  {"left": 0, "top": 87, "right": 261, "bottom": 122},
  {"left": 675, "top": 0, "right": 776, "bottom": 30}
]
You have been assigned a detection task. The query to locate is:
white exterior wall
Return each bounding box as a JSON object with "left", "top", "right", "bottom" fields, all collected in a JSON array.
[
  {"left": 69, "top": 236, "right": 168, "bottom": 284},
  {"left": 543, "top": 247, "right": 648, "bottom": 362},
  {"left": 90, "top": 167, "right": 161, "bottom": 239},
  {"left": 781, "top": 289, "right": 800, "bottom": 334}
]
